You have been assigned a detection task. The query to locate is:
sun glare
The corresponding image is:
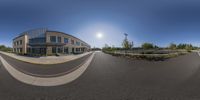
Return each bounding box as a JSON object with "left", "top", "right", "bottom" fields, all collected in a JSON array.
[{"left": 96, "top": 32, "right": 103, "bottom": 39}]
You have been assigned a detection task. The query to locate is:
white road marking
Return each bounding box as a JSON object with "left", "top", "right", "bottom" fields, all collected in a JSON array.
[
  {"left": 0, "top": 53, "right": 94, "bottom": 87},
  {"left": 197, "top": 51, "right": 200, "bottom": 57}
]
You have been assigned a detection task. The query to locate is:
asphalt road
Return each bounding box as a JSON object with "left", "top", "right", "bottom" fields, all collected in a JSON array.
[
  {"left": 0, "top": 53, "right": 92, "bottom": 76},
  {"left": 0, "top": 51, "right": 200, "bottom": 100}
]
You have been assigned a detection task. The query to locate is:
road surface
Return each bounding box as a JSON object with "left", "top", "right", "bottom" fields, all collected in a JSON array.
[
  {"left": 0, "top": 53, "right": 92, "bottom": 76},
  {"left": 0, "top": 52, "right": 200, "bottom": 100}
]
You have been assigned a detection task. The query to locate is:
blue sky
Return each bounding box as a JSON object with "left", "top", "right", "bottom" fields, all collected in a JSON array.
[{"left": 0, "top": 0, "right": 200, "bottom": 48}]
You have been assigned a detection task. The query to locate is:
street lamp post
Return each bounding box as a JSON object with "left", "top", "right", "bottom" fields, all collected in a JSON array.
[
  {"left": 124, "top": 33, "right": 128, "bottom": 40},
  {"left": 124, "top": 33, "right": 128, "bottom": 54}
]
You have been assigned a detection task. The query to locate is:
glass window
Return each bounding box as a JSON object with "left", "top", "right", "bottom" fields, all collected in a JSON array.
[
  {"left": 29, "top": 37, "right": 46, "bottom": 44},
  {"left": 57, "top": 47, "right": 62, "bottom": 53},
  {"left": 57, "top": 37, "right": 61, "bottom": 43},
  {"left": 76, "top": 41, "right": 80, "bottom": 46},
  {"left": 20, "top": 48, "right": 22, "bottom": 53},
  {"left": 64, "top": 47, "right": 68, "bottom": 53},
  {"left": 52, "top": 47, "right": 56, "bottom": 53},
  {"left": 50, "top": 36, "right": 56, "bottom": 43},
  {"left": 20, "top": 40, "right": 22, "bottom": 45},
  {"left": 76, "top": 48, "right": 80, "bottom": 52},
  {"left": 64, "top": 38, "right": 68, "bottom": 43}
]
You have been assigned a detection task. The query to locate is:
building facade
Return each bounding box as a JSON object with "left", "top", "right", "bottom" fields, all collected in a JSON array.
[{"left": 13, "top": 28, "right": 90, "bottom": 55}]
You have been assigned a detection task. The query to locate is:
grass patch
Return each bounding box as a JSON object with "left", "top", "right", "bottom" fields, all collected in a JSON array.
[{"left": 103, "top": 50, "right": 188, "bottom": 61}]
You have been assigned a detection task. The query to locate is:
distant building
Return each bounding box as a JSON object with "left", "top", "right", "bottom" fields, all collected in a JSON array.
[{"left": 13, "top": 28, "right": 90, "bottom": 55}]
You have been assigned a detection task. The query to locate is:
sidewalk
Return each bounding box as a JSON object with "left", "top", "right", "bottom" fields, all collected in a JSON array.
[{"left": 0, "top": 51, "right": 92, "bottom": 64}]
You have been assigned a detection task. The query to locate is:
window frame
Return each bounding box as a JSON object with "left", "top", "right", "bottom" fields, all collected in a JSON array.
[
  {"left": 57, "top": 37, "right": 61, "bottom": 43},
  {"left": 64, "top": 38, "right": 68, "bottom": 44},
  {"left": 50, "top": 36, "right": 56, "bottom": 43}
]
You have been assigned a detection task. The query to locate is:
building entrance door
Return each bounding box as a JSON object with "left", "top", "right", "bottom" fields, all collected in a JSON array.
[
  {"left": 64, "top": 47, "right": 68, "bottom": 54},
  {"left": 72, "top": 48, "right": 74, "bottom": 53}
]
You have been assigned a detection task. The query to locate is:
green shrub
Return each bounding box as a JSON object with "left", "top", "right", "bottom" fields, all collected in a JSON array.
[
  {"left": 0, "top": 45, "right": 12, "bottom": 52},
  {"left": 169, "top": 43, "right": 177, "bottom": 50},
  {"left": 187, "top": 50, "right": 192, "bottom": 52},
  {"left": 104, "top": 51, "right": 187, "bottom": 61},
  {"left": 141, "top": 43, "right": 154, "bottom": 49}
]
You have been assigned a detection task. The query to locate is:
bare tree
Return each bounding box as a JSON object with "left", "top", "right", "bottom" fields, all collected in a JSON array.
[{"left": 122, "top": 33, "right": 133, "bottom": 53}]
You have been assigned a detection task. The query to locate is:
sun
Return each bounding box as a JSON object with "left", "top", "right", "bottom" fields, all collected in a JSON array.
[{"left": 96, "top": 32, "right": 103, "bottom": 39}]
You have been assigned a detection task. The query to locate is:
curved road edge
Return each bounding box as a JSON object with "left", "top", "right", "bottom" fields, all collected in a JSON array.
[{"left": 0, "top": 53, "right": 95, "bottom": 87}]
